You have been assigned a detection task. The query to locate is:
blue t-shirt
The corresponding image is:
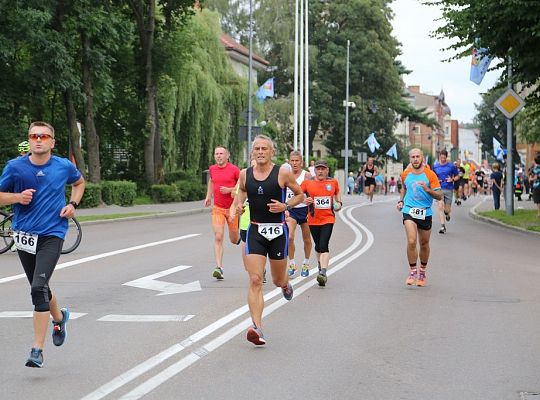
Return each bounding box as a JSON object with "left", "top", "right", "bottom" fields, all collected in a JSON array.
[
  {"left": 532, "top": 165, "right": 540, "bottom": 189},
  {"left": 401, "top": 168, "right": 441, "bottom": 217},
  {"left": 490, "top": 171, "right": 503, "bottom": 191},
  {"left": 432, "top": 161, "right": 459, "bottom": 190},
  {"left": 0, "top": 155, "right": 81, "bottom": 239}
]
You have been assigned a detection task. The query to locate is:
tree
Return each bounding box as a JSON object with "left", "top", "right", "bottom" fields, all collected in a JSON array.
[
  {"left": 430, "top": 0, "right": 540, "bottom": 101},
  {"left": 127, "top": 0, "right": 194, "bottom": 185}
]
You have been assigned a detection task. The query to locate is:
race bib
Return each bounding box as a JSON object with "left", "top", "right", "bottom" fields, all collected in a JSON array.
[
  {"left": 13, "top": 231, "right": 38, "bottom": 254},
  {"left": 257, "top": 223, "right": 284, "bottom": 241},
  {"left": 314, "top": 196, "right": 331, "bottom": 209},
  {"left": 365, "top": 171, "right": 373, "bottom": 178},
  {"left": 409, "top": 207, "right": 426, "bottom": 220}
]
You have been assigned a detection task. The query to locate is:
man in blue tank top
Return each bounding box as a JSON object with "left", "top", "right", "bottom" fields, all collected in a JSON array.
[
  {"left": 235, "top": 135, "right": 304, "bottom": 346},
  {"left": 432, "top": 149, "right": 459, "bottom": 234},
  {"left": 0, "top": 121, "right": 85, "bottom": 368}
]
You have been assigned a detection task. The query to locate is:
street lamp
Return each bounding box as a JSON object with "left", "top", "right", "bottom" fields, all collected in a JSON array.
[
  {"left": 344, "top": 40, "right": 350, "bottom": 192},
  {"left": 247, "top": 0, "right": 254, "bottom": 155}
]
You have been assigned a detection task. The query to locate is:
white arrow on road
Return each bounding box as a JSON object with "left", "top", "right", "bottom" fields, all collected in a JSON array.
[{"left": 123, "top": 265, "right": 201, "bottom": 296}]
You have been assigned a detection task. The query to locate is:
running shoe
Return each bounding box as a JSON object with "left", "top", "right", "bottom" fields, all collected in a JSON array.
[
  {"left": 456, "top": 200, "right": 461, "bottom": 206},
  {"left": 406, "top": 269, "right": 417, "bottom": 285},
  {"left": 438, "top": 225, "right": 446, "bottom": 234},
  {"left": 316, "top": 271, "right": 327, "bottom": 287},
  {"left": 246, "top": 326, "right": 266, "bottom": 345},
  {"left": 25, "top": 348, "right": 43, "bottom": 368},
  {"left": 287, "top": 264, "right": 297, "bottom": 277},
  {"left": 417, "top": 271, "right": 427, "bottom": 287},
  {"left": 445, "top": 213, "right": 451, "bottom": 222},
  {"left": 52, "top": 308, "right": 70, "bottom": 346},
  {"left": 282, "top": 283, "right": 294, "bottom": 300},
  {"left": 263, "top": 269, "right": 267, "bottom": 284},
  {"left": 213, "top": 267, "right": 224, "bottom": 280},
  {"left": 300, "top": 263, "right": 310, "bottom": 277}
]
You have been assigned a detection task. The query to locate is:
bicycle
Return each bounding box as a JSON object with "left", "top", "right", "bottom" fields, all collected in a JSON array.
[{"left": 0, "top": 209, "right": 82, "bottom": 255}]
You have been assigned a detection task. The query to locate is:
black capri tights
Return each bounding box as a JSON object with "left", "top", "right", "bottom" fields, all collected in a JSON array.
[
  {"left": 18, "top": 236, "right": 63, "bottom": 312},
  {"left": 309, "top": 223, "right": 334, "bottom": 254}
]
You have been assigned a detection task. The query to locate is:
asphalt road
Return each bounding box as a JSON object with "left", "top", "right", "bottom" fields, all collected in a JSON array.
[{"left": 1, "top": 194, "right": 539, "bottom": 400}]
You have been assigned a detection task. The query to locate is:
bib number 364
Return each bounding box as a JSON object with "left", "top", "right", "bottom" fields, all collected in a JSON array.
[
  {"left": 13, "top": 231, "right": 39, "bottom": 254},
  {"left": 257, "top": 223, "right": 284, "bottom": 241}
]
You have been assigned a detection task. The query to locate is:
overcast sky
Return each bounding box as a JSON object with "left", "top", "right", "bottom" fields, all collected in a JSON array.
[{"left": 390, "top": 0, "right": 501, "bottom": 124}]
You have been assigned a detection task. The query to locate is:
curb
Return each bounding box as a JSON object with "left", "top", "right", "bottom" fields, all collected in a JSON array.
[
  {"left": 76, "top": 207, "right": 210, "bottom": 227},
  {"left": 469, "top": 200, "right": 540, "bottom": 237}
]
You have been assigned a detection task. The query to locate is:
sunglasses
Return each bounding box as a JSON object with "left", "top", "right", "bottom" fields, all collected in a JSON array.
[{"left": 28, "top": 133, "right": 53, "bottom": 141}]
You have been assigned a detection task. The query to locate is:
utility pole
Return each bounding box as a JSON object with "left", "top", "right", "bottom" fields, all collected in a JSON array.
[{"left": 505, "top": 56, "right": 514, "bottom": 215}]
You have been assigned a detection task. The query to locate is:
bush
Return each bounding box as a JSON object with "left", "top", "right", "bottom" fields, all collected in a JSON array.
[
  {"left": 175, "top": 180, "right": 206, "bottom": 201},
  {"left": 163, "top": 170, "right": 195, "bottom": 185},
  {"left": 327, "top": 157, "right": 338, "bottom": 177},
  {"left": 151, "top": 184, "right": 182, "bottom": 203},
  {"left": 66, "top": 183, "right": 101, "bottom": 208},
  {"left": 101, "top": 180, "right": 137, "bottom": 206}
]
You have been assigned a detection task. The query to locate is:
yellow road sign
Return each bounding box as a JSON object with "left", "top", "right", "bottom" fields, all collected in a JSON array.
[{"left": 495, "top": 88, "right": 525, "bottom": 119}]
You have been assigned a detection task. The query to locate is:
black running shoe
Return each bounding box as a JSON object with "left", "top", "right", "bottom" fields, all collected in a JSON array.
[
  {"left": 25, "top": 348, "right": 43, "bottom": 368},
  {"left": 438, "top": 226, "right": 446, "bottom": 234},
  {"left": 317, "top": 272, "right": 327, "bottom": 287},
  {"left": 52, "top": 308, "right": 70, "bottom": 347}
]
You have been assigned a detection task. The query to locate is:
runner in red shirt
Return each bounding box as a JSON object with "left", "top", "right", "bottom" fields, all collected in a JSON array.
[
  {"left": 204, "top": 146, "right": 240, "bottom": 280},
  {"left": 301, "top": 159, "right": 342, "bottom": 287}
]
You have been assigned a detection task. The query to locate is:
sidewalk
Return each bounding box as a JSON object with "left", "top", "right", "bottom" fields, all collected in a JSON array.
[
  {"left": 75, "top": 199, "right": 209, "bottom": 224},
  {"left": 469, "top": 194, "right": 540, "bottom": 236}
]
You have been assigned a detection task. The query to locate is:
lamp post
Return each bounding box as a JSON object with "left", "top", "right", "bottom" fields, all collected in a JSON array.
[
  {"left": 344, "top": 40, "right": 350, "bottom": 192},
  {"left": 247, "top": 0, "right": 254, "bottom": 155}
]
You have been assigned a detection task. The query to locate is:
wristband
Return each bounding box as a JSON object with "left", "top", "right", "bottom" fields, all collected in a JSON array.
[
  {"left": 285, "top": 203, "right": 292, "bottom": 211},
  {"left": 69, "top": 200, "right": 79, "bottom": 209},
  {"left": 397, "top": 200, "right": 404, "bottom": 204}
]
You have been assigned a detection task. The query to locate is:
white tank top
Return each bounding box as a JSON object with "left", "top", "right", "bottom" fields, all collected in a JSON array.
[{"left": 286, "top": 170, "right": 308, "bottom": 208}]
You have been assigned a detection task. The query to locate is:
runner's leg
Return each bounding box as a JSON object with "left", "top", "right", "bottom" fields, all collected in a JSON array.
[{"left": 245, "top": 254, "right": 267, "bottom": 328}]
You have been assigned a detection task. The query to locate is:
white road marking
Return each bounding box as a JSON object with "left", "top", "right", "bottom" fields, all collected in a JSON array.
[
  {"left": 0, "top": 234, "right": 200, "bottom": 284},
  {"left": 0, "top": 311, "right": 87, "bottom": 319},
  {"left": 98, "top": 315, "right": 195, "bottom": 322},
  {"left": 82, "top": 204, "right": 373, "bottom": 400},
  {"left": 119, "top": 205, "right": 374, "bottom": 399},
  {"left": 123, "top": 265, "right": 201, "bottom": 296}
]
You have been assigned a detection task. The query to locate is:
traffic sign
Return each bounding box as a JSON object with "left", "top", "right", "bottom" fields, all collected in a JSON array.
[
  {"left": 340, "top": 149, "right": 353, "bottom": 157},
  {"left": 495, "top": 88, "right": 525, "bottom": 119},
  {"left": 357, "top": 152, "right": 367, "bottom": 163}
]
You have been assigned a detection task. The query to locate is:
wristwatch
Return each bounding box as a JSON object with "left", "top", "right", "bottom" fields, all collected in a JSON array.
[
  {"left": 68, "top": 200, "right": 79, "bottom": 209},
  {"left": 285, "top": 203, "right": 292, "bottom": 211}
]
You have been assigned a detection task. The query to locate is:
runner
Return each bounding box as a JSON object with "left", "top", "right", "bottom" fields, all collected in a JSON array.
[
  {"left": 285, "top": 151, "right": 313, "bottom": 277},
  {"left": 432, "top": 149, "right": 459, "bottom": 234},
  {"left": 361, "top": 157, "right": 378, "bottom": 202},
  {"left": 204, "top": 146, "right": 240, "bottom": 280},
  {"left": 460, "top": 159, "right": 471, "bottom": 200},
  {"left": 397, "top": 148, "right": 442, "bottom": 287},
  {"left": 530, "top": 154, "right": 540, "bottom": 217},
  {"left": 0, "top": 121, "right": 85, "bottom": 368},
  {"left": 301, "top": 159, "right": 342, "bottom": 287},
  {"left": 235, "top": 135, "right": 304, "bottom": 346}
]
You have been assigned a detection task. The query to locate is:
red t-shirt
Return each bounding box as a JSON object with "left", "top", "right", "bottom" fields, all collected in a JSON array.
[{"left": 209, "top": 162, "right": 240, "bottom": 208}]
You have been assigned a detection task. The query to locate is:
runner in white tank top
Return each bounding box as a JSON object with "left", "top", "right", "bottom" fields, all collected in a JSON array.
[{"left": 285, "top": 151, "right": 313, "bottom": 277}]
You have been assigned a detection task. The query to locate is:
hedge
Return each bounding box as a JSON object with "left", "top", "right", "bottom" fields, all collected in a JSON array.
[
  {"left": 66, "top": 183, "right": 101, "bottom": 208},
  {"left": 151, "top": 184, "right": 182, "bottom": 203},
  {"left": 101, "top": 180, "right": 136, "bottom": 206}
]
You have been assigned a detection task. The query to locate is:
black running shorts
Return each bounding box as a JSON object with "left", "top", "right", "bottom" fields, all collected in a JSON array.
[
  {"left": 402, "top": 213, "right": 433, "bottom": 231},
  {"left": 246, "top": 223, "right": 288, "bottom": 260}
]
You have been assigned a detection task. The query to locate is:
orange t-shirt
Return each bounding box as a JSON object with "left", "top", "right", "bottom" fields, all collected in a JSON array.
[{"left": 301, "top": 178, "right": 340, "bottom": 225}]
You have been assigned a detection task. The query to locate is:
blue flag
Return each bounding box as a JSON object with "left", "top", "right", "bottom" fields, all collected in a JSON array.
[
  {"left": 470, "top": 48, "right": 493, "bottom": 85},
  {"left": 367, "top": 132, "right": 380, "bottom": 153},
  {"left": 256, "top": 78, "right": 274, "bottom": 102},
  {"left": 385, "top": 143, "right": 398, "bottom": 160},
  {"left": 492, "top": 137, "right": 502, "bottom": 157}
]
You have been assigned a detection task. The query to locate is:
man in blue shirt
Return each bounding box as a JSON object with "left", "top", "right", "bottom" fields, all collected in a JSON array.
[
  {"left": 432, "top": 149, "right": 460, "bottom": 234},
  {"left": 0, "top": 121, "right": 85, "bottom": 368},
  {"left": 397, "top": 148, "right": 442, "bottom": 287}
]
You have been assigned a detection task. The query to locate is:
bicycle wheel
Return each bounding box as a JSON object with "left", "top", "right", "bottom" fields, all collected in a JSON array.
[
  {"left": 0, "top": 210, "right": 15, "bottom": 254},
  {"left": 61, "top": 217, "right": 82, "bottom": 254}
]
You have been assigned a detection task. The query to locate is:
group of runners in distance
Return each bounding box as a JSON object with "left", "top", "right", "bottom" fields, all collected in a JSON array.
[{"left": 2, "top": 122, "right": 538, "bottom": 363}]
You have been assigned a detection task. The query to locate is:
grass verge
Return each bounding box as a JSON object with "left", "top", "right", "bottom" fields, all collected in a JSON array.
[
  {"left": 76, "top": 212, "right": 159, "bottom": 222},
  {"left": 479, "top": 209, "right": 540, "bottom": 232}
]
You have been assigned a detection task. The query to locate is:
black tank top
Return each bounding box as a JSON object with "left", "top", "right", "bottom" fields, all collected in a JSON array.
[
  {"left": 246, "top": 164, "right": 285, "bottom": 223},
  {"left": 365, "top": 165, "right": 375, "bottom": 179}
]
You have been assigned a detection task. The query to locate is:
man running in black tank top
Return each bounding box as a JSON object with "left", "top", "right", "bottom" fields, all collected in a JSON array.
[
  {"left": 361, "top": 157, "right": 378, "bottom": 202},
  {"left": 235, "top": 135, "right": 304, "bottom": 345}
]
